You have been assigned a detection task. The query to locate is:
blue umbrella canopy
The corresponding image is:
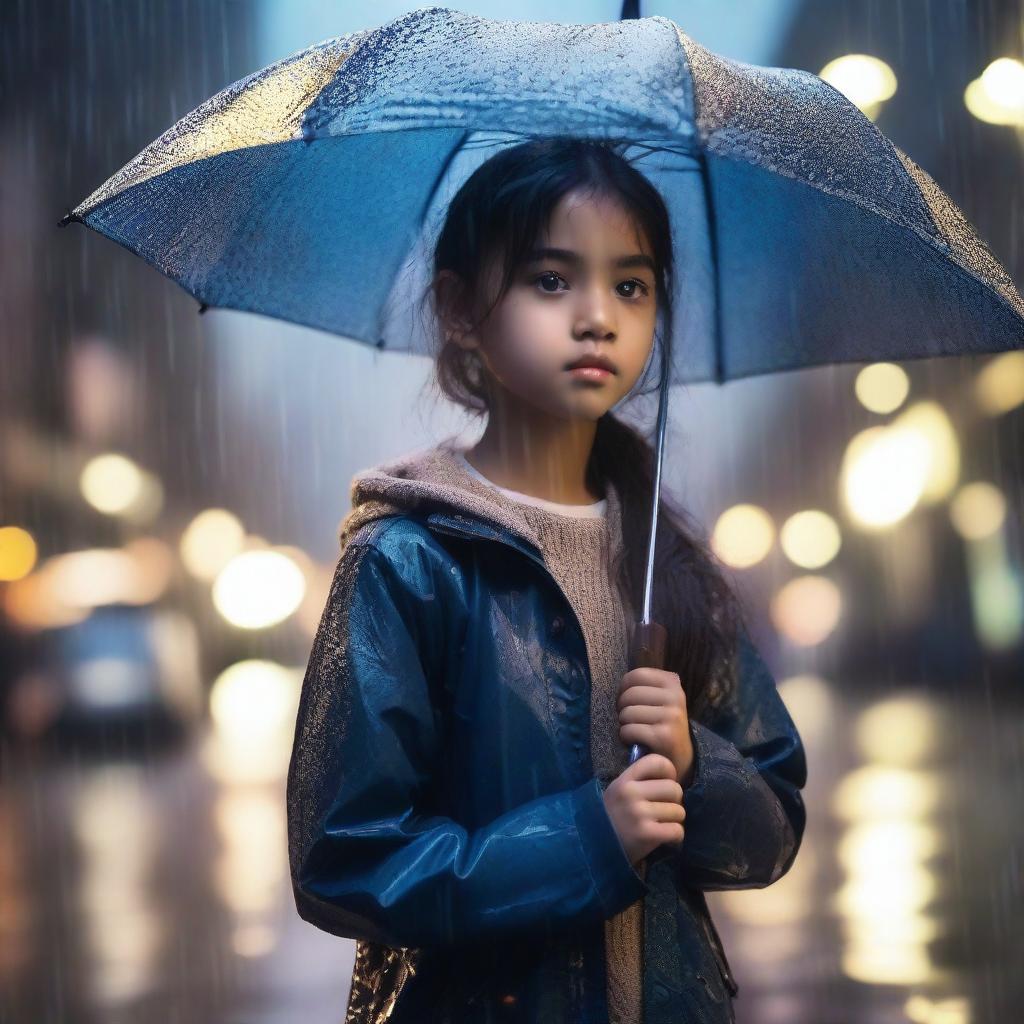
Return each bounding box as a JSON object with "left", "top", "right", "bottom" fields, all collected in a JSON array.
[
  {"left": 63, "top": 5, "right": 1024, "bottom": 386},
  {"left": 62, "top": 5, "right": 1024, "bottom": 771}
]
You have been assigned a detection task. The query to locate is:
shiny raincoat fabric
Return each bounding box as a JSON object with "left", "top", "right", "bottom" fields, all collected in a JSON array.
[{"left": 286, "top": 446, "right": 808, "bottom": 1023}]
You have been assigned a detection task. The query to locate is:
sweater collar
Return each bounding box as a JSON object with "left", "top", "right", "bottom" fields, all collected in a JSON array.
[{"left": 338, "top": 438, "right": 624, "bottom": 560}]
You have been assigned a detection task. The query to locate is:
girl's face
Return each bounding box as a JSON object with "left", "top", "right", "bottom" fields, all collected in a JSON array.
[{"left": 457, "top": 188, "right": 658, "bottom": 422}]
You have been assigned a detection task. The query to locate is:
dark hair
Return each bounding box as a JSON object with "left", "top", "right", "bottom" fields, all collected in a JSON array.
[{"left": 419, "top": 136, "right": 747, "bottom": 722}]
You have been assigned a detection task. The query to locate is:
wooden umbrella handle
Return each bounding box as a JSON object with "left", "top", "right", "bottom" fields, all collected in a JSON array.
[
  {"left": 625, "top": 619, "right": 668, "bottom": 886},
  {"left": 626, "top": 620, "right": 667, "bottom": 765}
]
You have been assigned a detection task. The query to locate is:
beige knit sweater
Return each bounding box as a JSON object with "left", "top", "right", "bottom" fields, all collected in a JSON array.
[{"left": 338, "top": 441, "right": 644, "bottom": 1024}]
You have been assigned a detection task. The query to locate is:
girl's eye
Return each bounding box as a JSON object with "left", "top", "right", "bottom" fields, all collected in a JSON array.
[
  {"left": 617, "top": 279, "right": 650, "bottom": 299},
  {"left": 534, "top": 271, "right": 567, "bottom": 294},
  {"left": 531, "top": 272, "right": 650, "bottom": 300}
]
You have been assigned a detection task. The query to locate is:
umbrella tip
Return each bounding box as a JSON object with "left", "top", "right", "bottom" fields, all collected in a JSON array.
[
  {"left": 58, "top": 209, "right": 81, "bottom": 228},
  {"left": 198, "top": 302, "right": 209, "bottom": 314}
]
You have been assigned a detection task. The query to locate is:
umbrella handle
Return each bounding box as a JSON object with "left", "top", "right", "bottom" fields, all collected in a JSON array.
[
  {"left": 626, "top": 619, "right": 668, "bottom": 765},
  {"left": 625, "top": 620, "right": 667, "bottom": 885}
]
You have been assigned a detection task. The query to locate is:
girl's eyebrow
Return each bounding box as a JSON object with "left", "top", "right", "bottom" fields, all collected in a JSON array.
[{"left": 524, "top": 246, "right": 655, "bottom": 273}]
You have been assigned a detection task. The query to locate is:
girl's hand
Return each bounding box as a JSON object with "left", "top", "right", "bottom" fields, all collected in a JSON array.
[
  {"left": 602, "top": 753, "right": 685, "bottom": 865},
  {"left": 617, "top": 667, "right": 695, "bottom": 788}
]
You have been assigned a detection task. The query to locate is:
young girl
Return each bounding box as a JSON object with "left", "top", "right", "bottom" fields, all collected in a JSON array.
[{"left": 286, "top": 137, "right": 807, "bottom": 1024}]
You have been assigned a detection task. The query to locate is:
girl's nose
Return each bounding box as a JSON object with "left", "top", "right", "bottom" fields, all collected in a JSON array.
[{"left": 573, "top": 283, "right": 618, "bottom": 337}]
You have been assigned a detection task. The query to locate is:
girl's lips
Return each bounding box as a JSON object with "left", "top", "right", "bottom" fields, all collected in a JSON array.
[{"left": 568, "top": 366, "right": 613, "bottom": 381}]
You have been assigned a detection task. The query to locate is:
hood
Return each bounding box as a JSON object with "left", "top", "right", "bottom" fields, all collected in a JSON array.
[{"left": 337, "top": 437, "right": 623, "bottom": 556}]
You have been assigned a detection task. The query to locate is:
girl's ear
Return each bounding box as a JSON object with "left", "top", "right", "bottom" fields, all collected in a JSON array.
[{"left": 434, "top": 269, "right": 479, "bottom": 353}]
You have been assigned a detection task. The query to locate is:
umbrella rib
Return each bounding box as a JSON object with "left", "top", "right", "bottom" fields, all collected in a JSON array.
[
  {"left": 697, "top": 148, "right": 724, "bottom": 384},
  {"left": 374, "top": 128, "right": 472, "bottom": 347}
]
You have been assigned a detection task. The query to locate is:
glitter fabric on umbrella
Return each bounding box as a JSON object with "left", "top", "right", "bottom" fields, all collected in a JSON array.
[{"left": 62, "top": 6, "right": 1024, "bottom": 380}]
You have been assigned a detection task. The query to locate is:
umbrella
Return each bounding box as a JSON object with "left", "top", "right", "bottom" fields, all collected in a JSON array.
[{"left": 60, "top": 6, "right": 1024, "bottom": 770}]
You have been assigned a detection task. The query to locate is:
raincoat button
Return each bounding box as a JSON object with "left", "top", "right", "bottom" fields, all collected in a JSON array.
[{"left": 551, "top": 615, "right": 565, "bottom": 635}]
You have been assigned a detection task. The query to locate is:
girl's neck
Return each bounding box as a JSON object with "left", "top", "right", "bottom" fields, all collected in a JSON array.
[{"left": 466, "top": 416, "right": 601, "bottom": 505}]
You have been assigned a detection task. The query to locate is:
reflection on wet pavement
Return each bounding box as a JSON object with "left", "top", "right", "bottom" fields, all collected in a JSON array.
[{"left": 2, "top": 676, "right": 1020, "bottom": 1023}]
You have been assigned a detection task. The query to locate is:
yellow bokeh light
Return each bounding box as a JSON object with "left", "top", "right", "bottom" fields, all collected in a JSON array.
[
  {"left": 835, "top": 863, "right": 936, "bottom": 918},
  {"left": 832, "top": 765, "right": 941, "bottom": 822},
  {"left": 837, "top": 820, "right": 942, "bottom": 874},
  {"left": 894, "top": 402, "right": 959, "bottom": 504},
  {"left": 0, "top": 526, "right": 38, "bottom": 581},
  {"left": 841, "top": 426, "right": 928, "bottom": 528},
  {"left": 710, "top": 504, "right": 774, "bottom": 568},
  {"left": 854, "top": 362, "right": 910, "bottom": 414},
  {"left": 905, "top": 994, "right": 971, "bottom": 1024},
  {"left": 47, "top": 546, "right": 168, "bottom": 608},
  {"left": 213, "top": 790, "right": 284, "bottom": 914},
  {"left": 777, "top": 673, "right": 833, "bottom": 746},
  {"left": 180, "top": 508, "right": 246, "bottom": 582},
  {"left": 2, "top": 569, "right": 90, "bottom": 630},
  {"left": 80, "top": 453, "right": 144, "bottom": 515},
  {"left": 770, "top": 575, "right": 842, "bottom": 646},
  {"left": 840, "top": 402, "right": 958, "bottom": 530},
  {"left": 819, "top": 54, "right": 897, "bottom": 116},
  {"left": 973, "top": 350, "right": 1024, "bottom": 415},
  {"left": 980, "top": 57, "right": 1024, "bottom": 102},
  {"left": 840, "top": 933, "right": 933, "bottom": 986},
  {"left": 212, "top": 549, "right": 306, "bottom": 629},
  {"left": 965, "top": 57, "right": 1024, "bottom": 126},
  {"left": 204, "top": 659, "right": 302, "bottom": 784},
  {"left": 949, "top": 482, "right": 1006, "bottom": 541},
  {"left": 855, "top": 695, "right": 942, "bottom": 766},
  {"left": 779, "top": 510, "right": 842, "bottom": 569},
  {"left": 209, "top": 659, "right": 297, "bottom": 739}
]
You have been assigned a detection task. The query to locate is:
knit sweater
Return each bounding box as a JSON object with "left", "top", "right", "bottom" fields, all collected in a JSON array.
[{"left": 337, "top": 440, "right": 644, "bottom": 1024}]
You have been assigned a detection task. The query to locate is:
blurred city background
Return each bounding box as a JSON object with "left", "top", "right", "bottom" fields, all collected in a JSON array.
[{"left": 2, "top": 1, "right": 1023, "bottom": 1022}]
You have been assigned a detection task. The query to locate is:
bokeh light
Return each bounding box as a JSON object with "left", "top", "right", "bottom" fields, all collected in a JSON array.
[
  {"left": 964, "top": 57, "right": 1024, "bottom": 126},
  {"left": 212, "top": 549, "right": 306, "bottom": 629},
  {"left": 180, "top": 508, "right": 247, "bottom": 582},
  {"left": 841, "top": 402, "right": 958, "bottom": 528},
  {"left": 205, "top": 660, "right": 303, "bottom": 784},
  {"left": 854, "top": 362, "right": 910, "bottom": 414},
  {"left": 973, "top": 350, "right": 1024, "bottom": 415},
  {"left": 771, "top": 575, "right": 842, "bottom": 646},
  {"left": 819, "top": 54, "right": 897, "bottom": 117},
  {"left": 854, "top": 695, "right": 942, "bottom": 766},
  {"left": 895, "top": 402, "right": 959, "bottom": 504},
  {"left": 0, "top": 525, "right": 38, "bottom": 581},
  {"left": 779, "top": 510, "right": 842, "bottom": 569},
  {"left": 840, "top": 426, "right": 930, "bottom": 529},
  {"left": 949, "top": 482, "right": 1006, "bottom": 541},
  {"left": 79, "top": 453, "right": 164, "bottom": 523},
  {"left": 711, "top": 503, "right": 775, "bottom": 568}
]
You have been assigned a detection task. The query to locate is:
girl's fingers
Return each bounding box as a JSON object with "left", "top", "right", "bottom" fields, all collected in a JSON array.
[
  {"left": 657, "top": 821, "right": 686, "bottom": 844},
  {"left": 651, "top": 799, "right": 686, "bottom": 820},
  {"left": 639, "top": 781, "right": 685, "bottom": 808},
  {"left": 618, "top": 705, "right": 669, "bottom": 724},
  {"left": 616, "top": 685, "right": 674, "bottom": 711}
]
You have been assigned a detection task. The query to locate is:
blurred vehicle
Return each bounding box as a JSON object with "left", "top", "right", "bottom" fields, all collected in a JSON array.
[{"left": 4, "top": 603, "right": 203, "bottom": 751}]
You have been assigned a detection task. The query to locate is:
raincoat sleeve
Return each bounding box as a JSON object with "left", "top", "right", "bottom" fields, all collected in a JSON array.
[
  {"left": 665, "top": 628, "right": 808, "bottom": 890},
  {"left": 287, "top": 532, "right": 648, "bottom": 950}
]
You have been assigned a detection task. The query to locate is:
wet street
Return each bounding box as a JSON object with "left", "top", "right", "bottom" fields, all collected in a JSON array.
[{"left": 3, "top": 675, "right": 1021, "bottom": 1024}]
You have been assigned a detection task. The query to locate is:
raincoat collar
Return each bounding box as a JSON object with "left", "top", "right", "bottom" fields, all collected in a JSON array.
[{"left": 338, "top": 437, "right": 624, "bottom": 574}]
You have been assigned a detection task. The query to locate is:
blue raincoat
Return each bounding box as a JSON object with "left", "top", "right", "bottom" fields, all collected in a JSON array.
[{"left": 286, "top": 443, "right": 807, "bottom": 1023}]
